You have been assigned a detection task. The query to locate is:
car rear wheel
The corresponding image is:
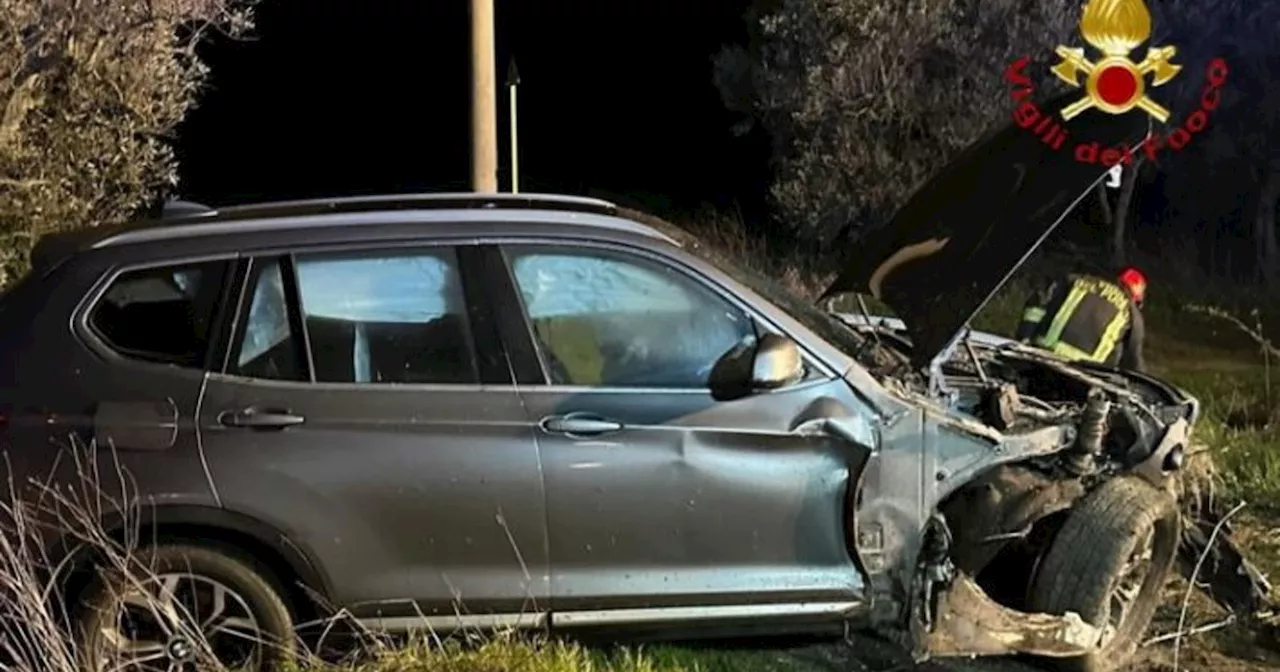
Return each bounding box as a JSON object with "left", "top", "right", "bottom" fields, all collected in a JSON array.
[
  {"left": 77, "top": 544, "right": 296, "bottom": 672},
  {"left": 1028, "top": 477, "right": 1179, "bottom": 672}
]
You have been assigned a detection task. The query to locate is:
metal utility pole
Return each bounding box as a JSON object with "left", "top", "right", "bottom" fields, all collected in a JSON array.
[
  {"left": 470, "top": 0, "right": 498, "bottom": 193},
  {"left": 507, "top": 57, "right": 521, "bottom": 193}
]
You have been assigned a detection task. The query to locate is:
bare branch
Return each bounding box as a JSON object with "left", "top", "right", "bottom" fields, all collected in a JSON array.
[
  {"left": 1144, "top": 615, "right": 1236, "bottom": 646},
  {"left": 0, "top": 178, "right": 47, "bottom": 190},
  {"left": 0, "top": 73, "right": 42, "bottom": 148},
  {"left": 1172, "top": 500, "right": 1248, "bottom": 670},
  {"left": 1186, "top": 304, "right": 1280, "bottom": 359}
]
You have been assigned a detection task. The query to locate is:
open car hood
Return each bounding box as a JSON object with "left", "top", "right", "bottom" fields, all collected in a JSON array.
[{"left": 820, "top": 92, "right": 1151, "bottom": 371}]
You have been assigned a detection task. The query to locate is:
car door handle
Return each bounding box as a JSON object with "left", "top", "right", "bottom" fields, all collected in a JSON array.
[
  {"left": 539, "top": 413, "right": 624, "bottom": 437},
  {"left": 218, "top": 406, "right": 305, "bottom": 430}
]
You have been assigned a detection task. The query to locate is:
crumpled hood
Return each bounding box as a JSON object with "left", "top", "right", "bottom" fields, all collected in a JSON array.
[{"left": 820, "top": 92, "right": 1151, "bottom": 371}]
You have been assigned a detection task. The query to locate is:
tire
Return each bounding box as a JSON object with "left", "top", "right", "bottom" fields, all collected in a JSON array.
[
  {"left": 1028, "top": 477, "right": 1179, "bottom": 672},
  {"left": 77, "top": 543, "right": 296, "bottom": 671}
]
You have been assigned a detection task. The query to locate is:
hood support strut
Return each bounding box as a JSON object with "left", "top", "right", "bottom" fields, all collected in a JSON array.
[{"left": 928, "top": 338, "right": 962, "bottom": 402}]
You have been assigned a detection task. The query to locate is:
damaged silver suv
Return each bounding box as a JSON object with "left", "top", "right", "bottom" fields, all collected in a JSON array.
[{"left": 0, "top": 92, "right": 1270, "bottom": 672}]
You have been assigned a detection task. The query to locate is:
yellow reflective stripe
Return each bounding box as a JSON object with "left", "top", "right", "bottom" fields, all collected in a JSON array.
[
  {"left": 1050, "top": 340, "right": 1093, "bottom": 361},
  {"left": 1022, "top": 307, "right": 1047, "bottom": 324},
  {"left": 1036, "top": 283, "right": 1090, "bottom": 347},
  {"left": 1089, "top": 299, "right": 1132, "bottom": 361}
]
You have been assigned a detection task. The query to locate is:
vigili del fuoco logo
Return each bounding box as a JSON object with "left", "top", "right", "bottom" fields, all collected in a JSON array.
[{"left": 1004, "top": 0, "right": 1228, "bottom": 165}]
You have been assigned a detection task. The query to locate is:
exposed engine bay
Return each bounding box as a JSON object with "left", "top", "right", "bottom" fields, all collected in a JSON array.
[
  {"left": 841, "top": 315, "right": 1193, "bottom": 462},
  {"left": 836, "top": 315, "right": 1274, "bottom": 661}
]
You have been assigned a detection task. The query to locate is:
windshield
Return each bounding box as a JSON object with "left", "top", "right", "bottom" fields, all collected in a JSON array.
[{"left": 619, "top": 209, "right": 868, "bottom": 356}]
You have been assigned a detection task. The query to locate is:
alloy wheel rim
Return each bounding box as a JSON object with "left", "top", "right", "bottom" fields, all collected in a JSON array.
[
  {"left": 1102, "top": 527, "right": 1155, "bottom": 646},
  {"left": 94, "top": 572, "right": 264, "bottom": 672}
]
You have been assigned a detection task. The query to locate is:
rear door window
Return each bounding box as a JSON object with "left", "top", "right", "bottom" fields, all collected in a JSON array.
[
  {"left": 230, "top": 248, "right": 481, "bottom": 385},
  {"left": 87, "top": 260, "right": 232, "bottom": 368},
  {"left": 232, "top": 259, "right": 301, "bottom": 381}
]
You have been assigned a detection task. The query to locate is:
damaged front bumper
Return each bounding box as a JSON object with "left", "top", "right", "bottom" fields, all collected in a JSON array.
[
  {"left": 905, "top": 512, "right": 1112, "bottom": 662},
  {"left": 913, "top": 532, "right": 1273, "bottom": 663},
  {"left": 904, "top": 416, "right": 1273, "bottom": 663},
  {"left": 908, "top": 496, "right": 1273, "bottom": 663},
  {"left": 916, "top": 572, "right": 1104, "bottom": 659}
]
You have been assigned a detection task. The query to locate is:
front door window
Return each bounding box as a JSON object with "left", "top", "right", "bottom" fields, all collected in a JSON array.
[{"left": 505, "top": 247, "right": 754, "bottom": 388}]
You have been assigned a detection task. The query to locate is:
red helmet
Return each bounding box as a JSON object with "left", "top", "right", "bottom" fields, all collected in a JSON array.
[{"left": 1118, "top": 267, "right": 1147, "bottom": 303}]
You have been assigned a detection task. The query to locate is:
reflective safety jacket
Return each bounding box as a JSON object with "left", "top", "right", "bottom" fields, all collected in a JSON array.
[{"left": 1014, "top": 274, "right": 1147, "bottom": 372}]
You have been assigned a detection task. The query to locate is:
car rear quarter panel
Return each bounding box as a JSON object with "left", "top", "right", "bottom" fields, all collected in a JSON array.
[{"left": 0, "top": 250, "right": 220, "bottom": 553}]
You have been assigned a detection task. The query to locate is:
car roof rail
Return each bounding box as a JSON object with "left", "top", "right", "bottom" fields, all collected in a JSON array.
[
  {"left": 168, "top": 192, "right": 621, "bottom": 224},
  {"left": 160, "top": 199, "right": 217, "bottom": 219}
]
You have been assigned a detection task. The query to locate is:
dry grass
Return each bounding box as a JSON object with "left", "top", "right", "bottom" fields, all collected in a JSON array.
[
  {"left": 300, "top": 635, "right": 697, "bottom": 672},
  {"left": 644, "top": 204, "right": 829, "bottom": 302},
  {"left": 0, "top": 442, "right": 219, "bottom": 670}
]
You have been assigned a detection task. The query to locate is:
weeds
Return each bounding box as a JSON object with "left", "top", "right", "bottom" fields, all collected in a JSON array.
[
  {"left": 0, "top": 440, "right": 265, "bottom": 671},
  {"left": 304, "top": 633, "right": 694, "bottom": 672}
]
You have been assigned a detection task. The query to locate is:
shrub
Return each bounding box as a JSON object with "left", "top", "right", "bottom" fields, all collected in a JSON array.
[
  {"left": 713, "top": 0, "right": 1079, "bottom": 244},
  {"left": 0, "top": 0, "right": 252, "bottom": 285}
]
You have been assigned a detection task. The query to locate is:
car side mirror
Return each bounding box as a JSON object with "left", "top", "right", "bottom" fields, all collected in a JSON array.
[{"left": 709, "top": 333, "right": 805, "bottom": 401}]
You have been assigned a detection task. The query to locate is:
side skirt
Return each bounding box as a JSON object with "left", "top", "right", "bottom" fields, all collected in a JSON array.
[{"left": 355, "top": 600, "right": 864, "bottom": 636}]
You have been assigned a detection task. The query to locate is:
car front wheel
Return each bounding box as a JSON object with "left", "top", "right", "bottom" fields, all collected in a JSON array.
[
  {"left": 1028, "top": 476, "right": 1179, "bottom": 672},
  {"left": 77, "top": 543, "right": 296, "bottom": 672}
]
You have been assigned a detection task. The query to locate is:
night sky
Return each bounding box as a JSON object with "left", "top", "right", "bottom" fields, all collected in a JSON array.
[{"left": 175, "top": 0, "right": 768, "bottom": 214}]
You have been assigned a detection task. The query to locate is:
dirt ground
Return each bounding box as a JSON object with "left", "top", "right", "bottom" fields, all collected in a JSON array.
[
  {"left": 719, "top": 589, "right": 1280, "bottom": 672},
  {"left": 665, "top": 518, "right": 1280, "bottom": 671},
  {"left": 656, "top": 490, "right": 1280, "bottom": 672}
]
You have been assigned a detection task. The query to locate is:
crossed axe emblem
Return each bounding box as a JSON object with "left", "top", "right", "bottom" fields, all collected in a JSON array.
[{"left": 1050, "top": 45, "right": 1181, "bottom": 122}]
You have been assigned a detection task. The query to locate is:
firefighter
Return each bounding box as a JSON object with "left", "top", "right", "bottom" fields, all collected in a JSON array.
[{"left": 1014, "top": 267, "right": 1148, "bottom": 372}]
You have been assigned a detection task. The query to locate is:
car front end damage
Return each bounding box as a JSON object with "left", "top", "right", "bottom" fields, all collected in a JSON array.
[
  {"left": 780, "top": 81, "right": 1269, "bottom": 666},
  {"left": 841, "top": 321, "right": 1273, "bottom": 665}
]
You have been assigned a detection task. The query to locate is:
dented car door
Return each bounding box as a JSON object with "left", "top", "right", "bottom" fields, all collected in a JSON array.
[{"left": 482, "top": 241, "right": 873, "bottom": 618}]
